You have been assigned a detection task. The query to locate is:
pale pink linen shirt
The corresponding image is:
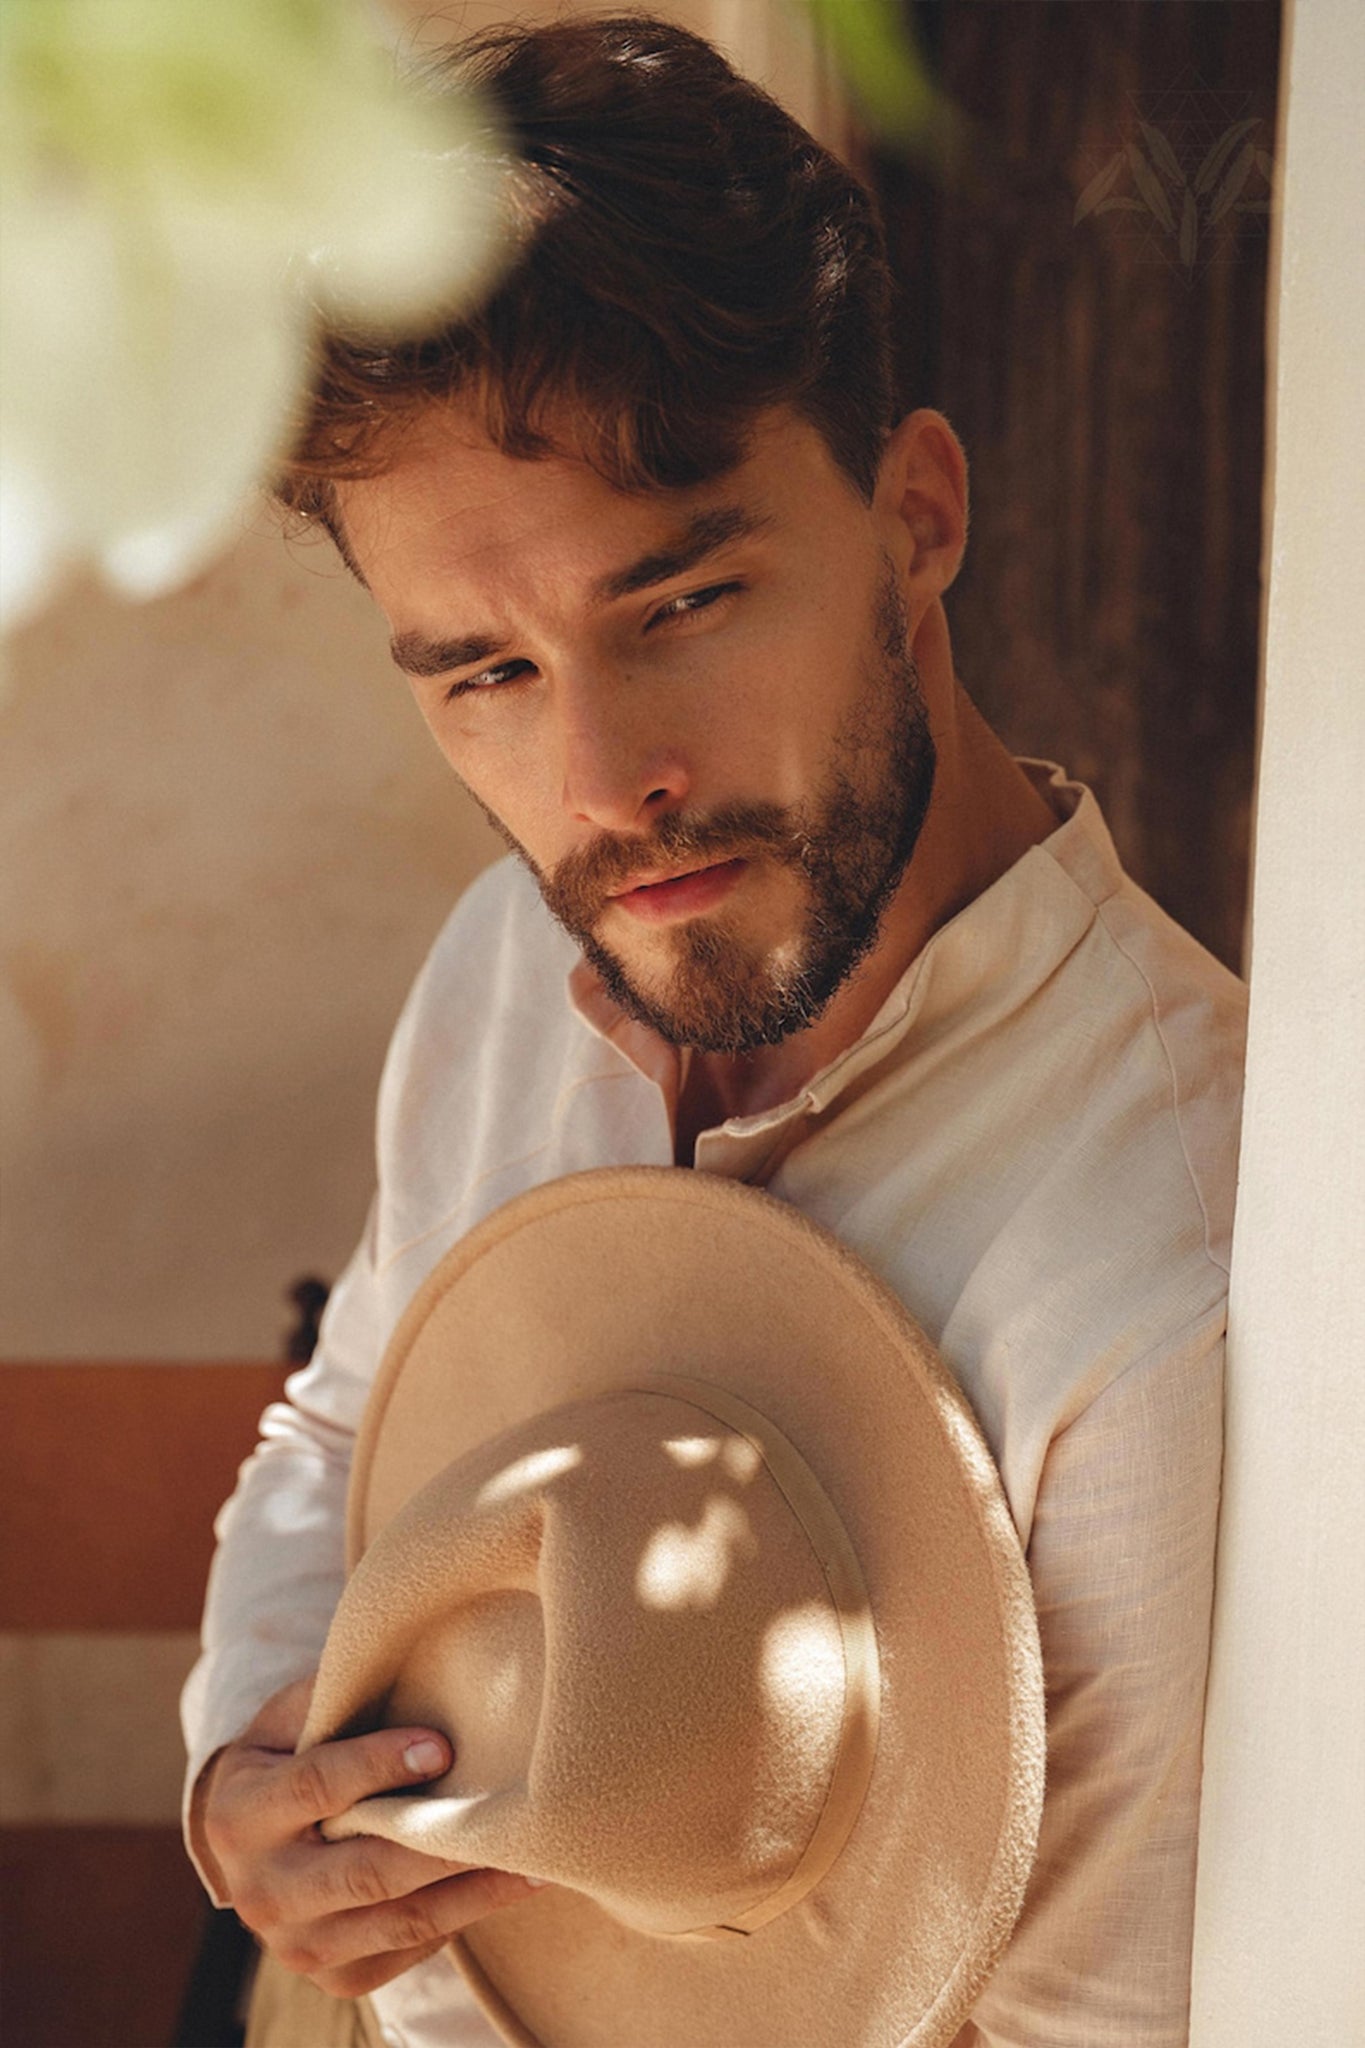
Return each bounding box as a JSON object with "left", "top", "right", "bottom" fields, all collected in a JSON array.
[{"left": 182, "top": 760, "right": 1247, "bottom": 2047}]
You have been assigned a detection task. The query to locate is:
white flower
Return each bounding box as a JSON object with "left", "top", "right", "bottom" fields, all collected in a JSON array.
[{"left": 0, "top": 0, "right": 503, "bottom": 628}]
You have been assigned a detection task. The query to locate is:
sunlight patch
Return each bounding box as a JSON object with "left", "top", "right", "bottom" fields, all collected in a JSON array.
[
  {"left": 635, "top": 1496, "right": 756, "bottom": 1609},
  {"left": 477, "top": 1443, "right": 582, "bottom": 1506}
]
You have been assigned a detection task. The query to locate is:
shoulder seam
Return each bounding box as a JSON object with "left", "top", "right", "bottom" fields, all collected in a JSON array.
[{"left": 1050, "top": 1295, "right": 1227, "bottom": 1446}]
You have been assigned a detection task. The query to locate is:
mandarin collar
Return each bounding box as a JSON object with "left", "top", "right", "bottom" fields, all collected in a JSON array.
[{"left": 566, "top": 761, "right": 1122, "bottom": 1145}]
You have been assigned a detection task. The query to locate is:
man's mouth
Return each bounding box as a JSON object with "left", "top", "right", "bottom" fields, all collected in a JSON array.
[{"left": 605, "top": 856, "right": 748, "bottom": 924}]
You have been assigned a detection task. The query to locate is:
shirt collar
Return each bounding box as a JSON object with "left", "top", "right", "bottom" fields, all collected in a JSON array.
[{"left": 568, "top": 759, "right": 1121, "bottom": 1145}]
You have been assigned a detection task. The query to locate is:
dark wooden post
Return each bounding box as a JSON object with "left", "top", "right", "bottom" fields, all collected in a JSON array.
[{"left": 872, "top": 0, "right": 1282, "bottom": 971}]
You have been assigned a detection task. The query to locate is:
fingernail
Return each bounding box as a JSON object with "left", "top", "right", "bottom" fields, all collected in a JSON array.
[{"left": 403, "top": 1738, "right": 446, "bottom": 1776}]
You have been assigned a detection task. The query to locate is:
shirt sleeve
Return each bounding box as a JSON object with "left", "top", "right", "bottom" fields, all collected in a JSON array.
[
  {"left": 954, "top": 1309, "right": 1224, "bottom": 2047},
  {"left": 176, "top": 881, "right": 503, "bottom": 1900},
  {"left": 178, "top": 1198, "right": 387, "bottom": 1899}
]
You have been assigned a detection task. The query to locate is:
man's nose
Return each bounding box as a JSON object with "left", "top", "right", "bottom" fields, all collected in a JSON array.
[{"left": 556, "top": 668, "right": 690, "bottom": 832}]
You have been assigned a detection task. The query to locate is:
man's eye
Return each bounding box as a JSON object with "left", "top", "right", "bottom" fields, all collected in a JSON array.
[
  {"left": 443, "top": 659, "right": 534, "bottom": 702},
  {"left": 650, "top": 582, "right": 741, "bottom": 626}
]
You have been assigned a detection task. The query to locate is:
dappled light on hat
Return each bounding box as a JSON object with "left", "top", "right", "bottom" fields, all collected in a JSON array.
[
  {"left": 477, "top": 1442, "right": 582, "bottom": 1508},
  {"left": 635, "top": 1494, "right": 758, "bottom": 1610},
  {"left": 306, "top": 1380, "right": 877, "bottom": 1938},
  {"left": 663, "top": 1433, "right": 720, "bottom": 1467},
  {"left": 662, "top": 1432, "right": 763, "bottom": 1480},
  {"left": 760, "top": 1601, "right": 846, "bottom": 1712}
]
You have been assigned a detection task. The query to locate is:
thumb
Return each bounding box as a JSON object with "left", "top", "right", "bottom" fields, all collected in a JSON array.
[{"left": 242, "top": 1671, "right": 318, "bottom": 1753}]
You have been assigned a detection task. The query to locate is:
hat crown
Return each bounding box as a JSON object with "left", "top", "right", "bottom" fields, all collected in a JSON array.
[{"left": 311, "top": 1387, "right": 871, "bottom": 1937}]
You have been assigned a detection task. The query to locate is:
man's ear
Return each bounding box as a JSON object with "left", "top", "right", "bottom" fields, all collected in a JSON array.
[{"left": 873, "top": 410, "right": 969, "bottom": 610}]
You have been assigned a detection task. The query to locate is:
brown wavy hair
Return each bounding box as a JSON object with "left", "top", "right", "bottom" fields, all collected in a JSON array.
[{"left": 275, "top": 14, "right": 896, "bottom": 548}]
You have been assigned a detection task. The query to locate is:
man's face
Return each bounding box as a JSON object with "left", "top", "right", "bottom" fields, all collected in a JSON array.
[{"left": 338, "top": 407, "right": 937, "bottom": 1056}]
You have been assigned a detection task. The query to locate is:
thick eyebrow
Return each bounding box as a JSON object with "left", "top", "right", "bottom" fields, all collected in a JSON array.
[
  {"left": 387, "top": 502, "right": 770, "bottom": 680},
  {"left": 389, "top": 628, "right": 503, "bottom": 679},
  {"left": 589, "top": 503, "right": 772, "bottom": 605}
]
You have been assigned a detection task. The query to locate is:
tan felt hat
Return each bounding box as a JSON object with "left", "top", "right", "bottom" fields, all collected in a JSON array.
[{"left": 302, "top": 1168, "right": 1045, "bottom": 2048}]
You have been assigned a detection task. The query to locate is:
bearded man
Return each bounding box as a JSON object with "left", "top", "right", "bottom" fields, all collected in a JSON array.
[{"left": 183, "top": 18, "right": 1246, "bottom": 2047}]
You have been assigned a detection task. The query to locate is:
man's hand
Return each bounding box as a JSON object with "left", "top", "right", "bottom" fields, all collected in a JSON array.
[{"left": 194, "top": 1674, "right": 541, "bottom": 1998}]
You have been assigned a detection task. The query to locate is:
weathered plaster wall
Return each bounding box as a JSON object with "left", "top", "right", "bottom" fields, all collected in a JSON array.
[
  {"left": 0, "top": 517, "right": 503, "bottom": 1355},
  {"left": 0, "top": 0, "right": 838, "bottom": 1361}
]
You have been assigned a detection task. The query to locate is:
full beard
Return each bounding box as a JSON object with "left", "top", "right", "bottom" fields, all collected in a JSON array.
[{"left": 502, "top": 564, "right": 937, "bottom": 1057}]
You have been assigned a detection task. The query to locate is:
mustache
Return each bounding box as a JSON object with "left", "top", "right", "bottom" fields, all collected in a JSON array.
[{"left": 541, "top": 801, "right": 811, "bottom": 930}]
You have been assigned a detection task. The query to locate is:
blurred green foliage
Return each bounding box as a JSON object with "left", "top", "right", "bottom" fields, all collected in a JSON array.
[{"left": 791, "top": 0, "right": 936, "bottom": 144}]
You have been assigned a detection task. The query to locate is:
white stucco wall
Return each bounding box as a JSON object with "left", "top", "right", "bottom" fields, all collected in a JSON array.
[{"left": 1189, "top": 0, "right": 1365, "bottom": 2037}]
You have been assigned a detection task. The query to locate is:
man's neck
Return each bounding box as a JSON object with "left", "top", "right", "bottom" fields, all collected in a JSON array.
[{"left": 676, "top": 681, "right": 1058, "bottom": 1154}]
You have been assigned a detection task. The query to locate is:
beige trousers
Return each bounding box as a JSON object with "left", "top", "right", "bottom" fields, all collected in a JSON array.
[{"left": 245, "top": 1950, "right": 387, "bottom": 2048}]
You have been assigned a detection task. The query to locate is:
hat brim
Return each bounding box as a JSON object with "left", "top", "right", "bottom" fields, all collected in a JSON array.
[{"left": 338, "top": 1168, "right": 1045, "bottom": 2048}]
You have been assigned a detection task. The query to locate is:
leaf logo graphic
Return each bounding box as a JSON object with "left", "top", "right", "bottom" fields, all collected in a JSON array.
[
  {"left": 1126, "top": 137, "right": 1176, "bottom": 234},
  {"left": 1075, "top": 116, "right": 1272, "bottom": 270},
  {"left": 1138, "top": 121, "right": 1183, "bottom": 185},
  {"left": 1194, "top": 118, "right": 1261, "bottom": 198},
  {"left": 1074, "top": 151, "right": 1125, "bottom": 225},
  {"left": 1207, "top": 138, "right": 1258, "bottom": 225}
]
